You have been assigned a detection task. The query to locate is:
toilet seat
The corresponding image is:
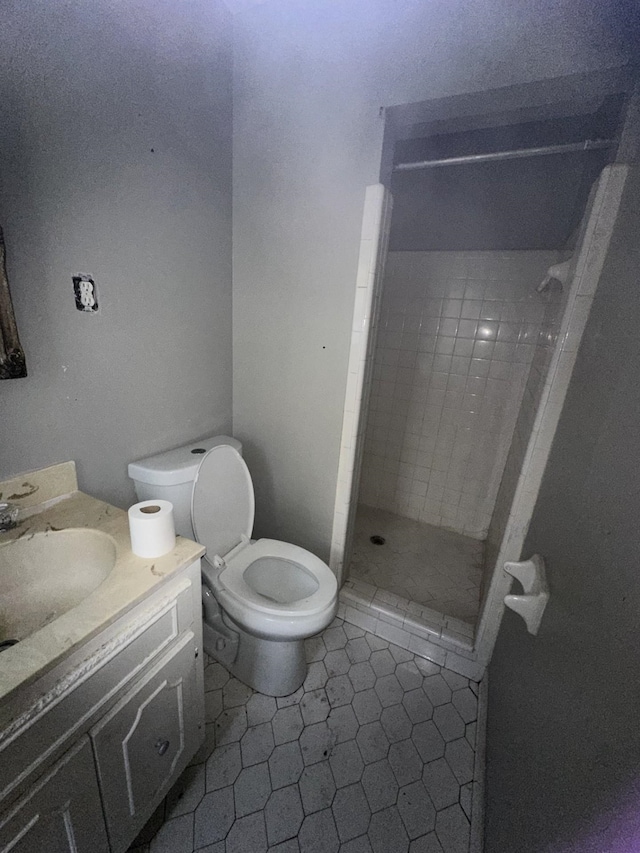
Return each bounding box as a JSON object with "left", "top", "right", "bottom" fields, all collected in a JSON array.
[
  {"left": 193, "top": 446, "right": 337, "bottom": 639},
  {"left": 202, "top": 538, "right": 338, "bottom": 639},
  {"left": 216, "top": 538, "right": 336, "bottom": 616}
]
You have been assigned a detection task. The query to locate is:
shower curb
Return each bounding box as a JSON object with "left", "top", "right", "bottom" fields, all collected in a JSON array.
[{"left": 338, "top": 583, "right": 486, "bottom": 681}]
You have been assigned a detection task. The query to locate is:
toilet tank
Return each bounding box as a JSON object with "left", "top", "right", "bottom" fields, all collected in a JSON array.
[{"left": 128, "top": 435, "right": 243, "bottom": 540}]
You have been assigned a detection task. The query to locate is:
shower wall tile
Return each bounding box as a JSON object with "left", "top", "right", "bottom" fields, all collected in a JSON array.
[{"left": 359, "top": 251, "right": 560, "bottom": 539}]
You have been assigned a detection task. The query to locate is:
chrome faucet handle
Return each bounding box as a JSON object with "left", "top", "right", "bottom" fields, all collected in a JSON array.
[{"left": 0, "top": 502, "right": 19, "bottom": 532}]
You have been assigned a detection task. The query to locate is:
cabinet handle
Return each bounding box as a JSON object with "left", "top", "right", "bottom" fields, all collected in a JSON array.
[{"left": 155, "top": 738, "right": 170, "bottom": 756}]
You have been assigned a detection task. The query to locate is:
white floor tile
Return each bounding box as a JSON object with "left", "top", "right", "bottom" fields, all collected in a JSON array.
[{"left": 129, "top": 616, "right": 478, "bottom": 853}]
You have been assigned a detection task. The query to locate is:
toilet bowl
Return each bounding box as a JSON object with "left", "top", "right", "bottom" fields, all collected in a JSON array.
[{"left": 129, "top": 437, "right": 338, "bottom": 696}]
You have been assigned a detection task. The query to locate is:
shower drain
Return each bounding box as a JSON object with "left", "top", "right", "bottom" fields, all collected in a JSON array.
[{"left": 370, "top": 535, "right": 386, "bottom": 546}]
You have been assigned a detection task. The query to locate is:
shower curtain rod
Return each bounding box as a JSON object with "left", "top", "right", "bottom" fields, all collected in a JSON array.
[{"left": 393, "top": 139, "right": 613, "bottom": 172}]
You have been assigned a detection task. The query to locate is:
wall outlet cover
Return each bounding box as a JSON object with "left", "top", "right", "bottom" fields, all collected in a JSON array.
[{"left": 73, "top": 274, "right": 98, "bottom": 312}]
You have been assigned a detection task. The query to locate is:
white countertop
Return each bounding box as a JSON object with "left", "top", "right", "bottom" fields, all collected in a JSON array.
[{"left": 0, "top": 483, "right": 204, "bottom": 705}]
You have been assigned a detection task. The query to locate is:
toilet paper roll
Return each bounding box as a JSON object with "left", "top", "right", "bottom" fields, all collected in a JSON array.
[{"left": 128, "top": 499, "right": 176, "bottom": 558}]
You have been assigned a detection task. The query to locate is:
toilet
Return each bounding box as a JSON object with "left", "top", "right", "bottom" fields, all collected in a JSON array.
[{"left": 128, "top": 436, "right": 338, "bottom": 696}]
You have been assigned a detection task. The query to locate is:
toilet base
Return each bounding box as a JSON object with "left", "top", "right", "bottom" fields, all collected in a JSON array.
[{"left": 204, "top": 609, "right": 307, "bottom": 697}]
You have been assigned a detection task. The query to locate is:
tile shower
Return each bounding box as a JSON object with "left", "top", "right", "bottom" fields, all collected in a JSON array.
[{"left": 350, "top": 250, "right": 564, "bottom": 626}]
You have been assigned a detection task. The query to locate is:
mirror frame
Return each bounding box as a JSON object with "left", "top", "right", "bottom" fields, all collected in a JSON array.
[{"left": 0, "top": 226, "right": 27, "bottom": 379}]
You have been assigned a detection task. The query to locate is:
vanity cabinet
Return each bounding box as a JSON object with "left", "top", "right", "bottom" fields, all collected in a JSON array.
[
  {"left": 0, "top": 737, "right": 109, "bottom": 853},
  {"left": 92, "top": 633, "right": 200, "bottom": 851},
  {"left": 0, "top": 559, "right": 204, "bottom": 853}
]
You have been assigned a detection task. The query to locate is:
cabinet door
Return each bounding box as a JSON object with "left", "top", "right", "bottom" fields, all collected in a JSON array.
[
  {"left": 0, "top": 737, "right": 109, "bottom": 853},
  {"left": 0, "top": 574, "right": 196, "bottom": 808},
  {"left": 91, "top": 631, "right": 202, "bottom": 852}
]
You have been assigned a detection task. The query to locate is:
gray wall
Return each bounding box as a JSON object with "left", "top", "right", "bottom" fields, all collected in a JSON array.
[
  {"left": 232, "top": 0, "right": 632, "bottom": 561},
  {"left": 486, "top": 167, "right": 640, "bottom": 852},
  {"left": 0, "top": 0, "right": 233, "bottom": 508}
]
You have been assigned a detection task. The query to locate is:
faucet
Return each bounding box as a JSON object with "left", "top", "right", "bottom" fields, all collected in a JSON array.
[{"left": 0, "top": 502, "right": 19, "bottom": 532}]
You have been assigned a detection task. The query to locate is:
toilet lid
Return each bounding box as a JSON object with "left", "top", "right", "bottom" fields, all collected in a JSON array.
[{"left": 191, "top": 445, "right": 255, "bottom": 559}]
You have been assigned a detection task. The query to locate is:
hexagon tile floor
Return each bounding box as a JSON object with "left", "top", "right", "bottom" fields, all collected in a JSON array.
[{"left": 130, "top": 616, "right": 481, "bottom": 853}]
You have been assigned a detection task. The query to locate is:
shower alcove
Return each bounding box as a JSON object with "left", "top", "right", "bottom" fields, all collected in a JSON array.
[{"left": 331, "top": 70, "right": 635, "bottom": 677}]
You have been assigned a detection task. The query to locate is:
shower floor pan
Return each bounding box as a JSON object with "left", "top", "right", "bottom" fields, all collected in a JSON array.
[{"left": 349, "top": 505, "right": 483, "bottom": 625}]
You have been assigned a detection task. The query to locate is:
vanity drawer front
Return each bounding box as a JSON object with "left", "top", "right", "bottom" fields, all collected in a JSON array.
[
  {"left": 91, "top": 631, "right": 202, "bottom": 852},
  {"left": 0, "top": 736, "right": 109, "bottom": 853},
  {"left": 0, "top": 576, "right": 195, "bottom": 807}
]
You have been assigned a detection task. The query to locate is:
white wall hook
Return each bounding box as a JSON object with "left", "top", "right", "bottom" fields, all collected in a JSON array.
[{"left": 503, "top": 554, "right": 549, "bottom": 635}]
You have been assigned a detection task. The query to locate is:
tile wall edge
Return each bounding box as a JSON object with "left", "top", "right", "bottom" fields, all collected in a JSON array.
[{"left": 470, "top": 672, "right": 488, "bottom": 853}]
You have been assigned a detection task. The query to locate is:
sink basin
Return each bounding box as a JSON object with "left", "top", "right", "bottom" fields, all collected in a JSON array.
[{"left": 0, "top": 528, "right": 117, "bottom": 644}]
